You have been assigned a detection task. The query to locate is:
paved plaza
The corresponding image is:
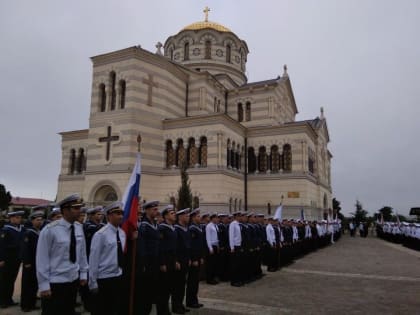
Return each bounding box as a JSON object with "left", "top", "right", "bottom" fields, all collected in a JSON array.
[{"left": 4, "top": 234, "right": 420, "bottom": 315}]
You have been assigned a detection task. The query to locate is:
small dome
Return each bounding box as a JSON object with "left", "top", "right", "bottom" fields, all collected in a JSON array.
[{"left": 182, "top": 20, "right": 231, "bottom": 33}]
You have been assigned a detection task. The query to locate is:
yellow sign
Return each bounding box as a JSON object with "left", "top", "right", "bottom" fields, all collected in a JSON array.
[{"left": 288, "top": 192, "right": 300, "bottom": 198}]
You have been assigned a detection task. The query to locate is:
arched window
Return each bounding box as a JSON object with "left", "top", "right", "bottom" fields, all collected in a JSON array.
[
  {"left": 237, "top": 103, "right": 244, "bottom": 122},
  {"left": 176, "top": 139, "right": 186, "bottom": 167},
  {"left": 166, "top": 140, "right": 175, "bottom": 168},
  {"left": 110, "top": 72, "right": 116, "bottom": 111},
  {"left": 270, "top": 145, "right": 280, "bottom": 173},
  {"left": 170, "top": 196, "right": 176, "bottom": 208},
  {"left": 267, "top": 203, "right": 271, "bottom": 215},
  {"left": 76, "top": 148, "right": 85, "bottom": 174},
  {"left": 199, "top": 136, "right": 207, "bottom": 167},
  {"left": 169, "top": 48, "right": 174, "bottom": 60},
  {"left": 231, "top": 141, "right": 236, "bottom": 169},
  {"left": 226, "top": 44, "right": 231, "bottom": 63},
  {"left": 234, "top": 198, "right": 237, "bottom": 211},
  {"left": 193, "top": 196, "right": 200, "bottom": 209},
  {"left": 235, "top": 145, "right": 240, "bottom": 169},
  {"left": 184, "top": 42, "right": 189, "bottom": 60},
  {"left": 69, "top": 149, "right": 76, "bottom": 175},
  {"left": 239, "top": 199, "right": 242, "bottom": 210},
  {"left": 258, "top": 146, "right": 267, "bottom": 173},
  {"left": 245, "top": 102, "right": 251, "bottom": 121},
  {"left": 214, "top": 97, "right": 217, "bottom": 112},
  {"left": 99, "top": 83, "right": 106, "bottom": 112},
  {"left": 205, "top": 40, "right": 212, "bottom": 59},
  {"left": 187, "top": 138, "right": 197, "bottom": 168},
  {"left": 119, "top": 80, "right": 126, "bottom": 109},
  {"left": 248, "top": 147, "right": 256, "bottom": 173},
  {"left": 283, "top": 144, "right": 292, "bottom": 171},
  {"left": 227, "top": 139, "right": 231, "bottom": 168},
  {"left": 229, "top": 197, "right": 232, "bottom": 213}
]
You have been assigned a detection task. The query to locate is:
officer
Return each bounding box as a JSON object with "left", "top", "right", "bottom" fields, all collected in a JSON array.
[
  {"left": 172, "top": 208, "right": 191, "bottom": 314},
  {"left": 157, "top": 204, "right": 177, "bottom": 315},
  {"left": 0, "top": 210, "right": 25, "bottom": 308},
  {"left": 20, "top": 210, "right": 44, "bottom": 312},
  {"left": 205, "top": 213, "right": 220, "bottom": 285},
  {"left": 36, "top": 193, "right": 89, "bottom": 315},
  {"left": 89, "top": 201, "right": 126, "bottom": 315},
  {"left": 186, "top": 208, "right": 204, "bottom": 309},
  {"left": 135, "top": 200, "right": 160, "bottom": 315}
]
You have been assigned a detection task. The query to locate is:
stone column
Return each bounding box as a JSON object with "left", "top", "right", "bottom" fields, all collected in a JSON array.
[
  {"left": 255, "top": 153, "right": 259, "bottom": 174},
  {"left": 195, "top": 137, "right": 200, "bottom": 168},
  {"left": 279, "top": 150, "right": 283, "bottom": 173}
]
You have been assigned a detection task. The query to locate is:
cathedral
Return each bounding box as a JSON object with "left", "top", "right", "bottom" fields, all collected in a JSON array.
[{"left": 57, "top": 9, "right": 333, "bottom": 219}]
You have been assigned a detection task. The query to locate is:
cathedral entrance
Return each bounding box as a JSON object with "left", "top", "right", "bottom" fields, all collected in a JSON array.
[{"left": 92, "top": 185, "right": 118, "bottom": 206}]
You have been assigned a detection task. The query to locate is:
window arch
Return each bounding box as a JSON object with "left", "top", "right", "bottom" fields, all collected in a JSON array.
[
  {"left": 193, "top": 196, "right": 200, "bottom": 209},
  {"left": 69, "top": 149, "right": 76, "bottom": 175},
  {"left": 166, "top": 140, "right": 175, "bottom": 168},
  {"left": 176, "top": 139, "right": 186, "bottom": 167},
  {"left": 231, "top": 141, "right": 236, "bottom": 169},
  {"left": 110, "top": 72, "right": 116, "bottom": 111},
  {"left": 169, "top": 48, "right": 174, "bottom": 60},
  {"left": 234, "top": 198, "right": 237, "bottom": 212},
  {"left": 229, "top": 197, "right": 232, "bottom": 213},
  {"left": 99, "top": 83, "right": 106, "bottom": 112},
  {"left": 245, "top": 102, "right": 251, "bottom": 121},
  {"left": 235, "top": 145, "right": 240, "bottom": 169},
  {"left": 205, "top": 40, "right": 212, "bottom": 59},
  {"left": 214, "top": 97, "right": 217, "bottom": 112},
  {"left": 258, "top": 146, "right": 267, "bottom": 173},
  {"left": 248, "top": 147, "right": 256, "bottom": 173},
  {"left": 267, "top": 202, "right": 272, "bottom": 215},
  {"left": 119, "top": 80, "right": 126, "bottom": 109},
  {"left": 283, "top": 144, "right": 292, "bottom": 171},
  {"left": 227, "top": 139, "right": 231, "bottom": 168},
  {"left": 226, "top": 44, "right": 231, "bottom": 63},
  {"left": 184, "top": 42, "right": 189, "bottom": 60},
  {"left": 170, "top": 196, "right": 176, "bottom": 208},
  {"left": 237, "top": 103, "right": 244, "bottom": 122},
  {"left": 199, "top": 136, "right": 207, "bottom": 167}
]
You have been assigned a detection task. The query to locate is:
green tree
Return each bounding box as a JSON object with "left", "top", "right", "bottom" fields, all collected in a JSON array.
[
  {"left": 177, "top": 162, "right": 192, "bottom": 211},
  {"left": 0, "top": 184, "right": 12, "bottom": 210},
  {"left": 333, "top": 197, "right": 344, "bottom": 220},
  {"left": 374, "top": 206, "right": 393, "bottom": 222},
  {"left": 351, "top": 200, "right": 368, "bottom": 224}
]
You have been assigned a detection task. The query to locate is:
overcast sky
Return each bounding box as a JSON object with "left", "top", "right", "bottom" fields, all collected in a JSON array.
[{"left": 1, "top": 0, "right": 419, "bottom": 216}]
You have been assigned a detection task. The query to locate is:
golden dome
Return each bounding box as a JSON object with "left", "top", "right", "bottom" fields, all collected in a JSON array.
[{"left": 182, "top": 20, "right": 231, "bottom": 33}]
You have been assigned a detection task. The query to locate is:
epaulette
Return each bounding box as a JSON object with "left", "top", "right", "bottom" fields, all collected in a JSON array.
[{"left": 97, "top": 225, "right": 109, "bottom": 234}]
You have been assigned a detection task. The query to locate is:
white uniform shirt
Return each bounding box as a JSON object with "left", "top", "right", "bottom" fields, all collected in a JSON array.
[
  {"left": 89, "top": 223, "right": 126, "bottom": 290},
  {"left": 229, "top": 220, "right": 242, "bottom": 250},
  {"left": 266, "top": 224, "right": 276, "bottom": 246},
  {"left": 36, "top": 219, "right": 88, "bottom": 292},
  {"left": 205, "top": 222, "right": 219, "bottom": 251}
]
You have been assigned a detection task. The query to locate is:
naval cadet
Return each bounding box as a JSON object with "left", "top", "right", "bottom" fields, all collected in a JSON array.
[
  {"left": 135, "top": 200, "right": 160, "bottom": 315},
  {"left": 20, "top": 210, "right": 44, "bottom": 312},
  {"left": 157, "top": 205, "right": 177, "bottom": 315},
  {"left": 0, "top": 210, "right": 25, "bottom": 308},
  {"left": 229, "top": 212, "right": 243, "bottom": 287},
  {"left": 89, "top": 202, "right": 126, "bottom": 315},
  {"left": 84, "top": 206, "right": 105, "bottom": 258},
  {"left": 186, "top": 208, "right": 204, "bottom": 309},
  {"left": 205, "top": 213, "right": 220, "bottom": 285},
  {"left": 36, "top": 193, "right": 89, "bottom": 315},
  {"left": 217, "top": 213, "right": 230, "bottom": 282},
  {"left": 172, "top": 208, "right": 191, "bottom": 314}
]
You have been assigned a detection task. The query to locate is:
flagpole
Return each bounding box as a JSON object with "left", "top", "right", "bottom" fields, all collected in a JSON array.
[{"left": 128, "top": 135, "right": 141, "bottom": 315}]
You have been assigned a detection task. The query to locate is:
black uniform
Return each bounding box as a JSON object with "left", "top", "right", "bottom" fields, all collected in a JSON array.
[
  {"left": 217, "top": 222, "right": 230, "bottom": 281},
  {"left": 0, "top": 223, "right": 24, "bottom": 307},
  {"left": 158, "top": 222, "right": 177, "bottom": 315},
  {"left": 186, "top": 223, "right": 204, "bottom": 307},
  {"left": 171, "top": 224, "right": 191, "bottom": 313},
  {"left": 135, "top": 218, "right": 160, "bottom": 315},
  {"left": 20, "top": 227, "right": 40, "bottom": 311}
]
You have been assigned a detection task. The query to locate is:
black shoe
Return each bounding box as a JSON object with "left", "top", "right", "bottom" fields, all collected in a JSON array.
[
  {"left": 231, "top": 282, "right": 243, "bottom": 287},
  {"left": 172, "top": 308, "right": 185, "bottom": 314},
  {"left": 183, "top": 307, "right": 190, "bottom": 312},
  {"left": 22, "top": 308, "right": 32, "bottom": 313}
]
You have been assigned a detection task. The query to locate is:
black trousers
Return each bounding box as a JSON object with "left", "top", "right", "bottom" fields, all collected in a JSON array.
[
  {"left": 171, "top": 265, "right": 188, "bottom": 310},
  {"left": 20, "top": 265, "right": 38, "bottom": 309},
  {"left": 157, "top": 270, "right": 174, "bottom": 315},
  {"left": 91, "top": 276, "right": 123, "bottom": 315},
  {"left": 230, "top": 247, "right": 243, "bottom": 285},
  {"left": 41, "top": 280, "right": 78, "bottom": 315},
  {"left": 0, "top": 257, "right": 20, "bottom": 305},
  {"left": 186, "top": 264, "right": 201, "bottom": 306},
  {"left": 206, "top": 246, "right": 220, "bottom": 282},
  {"left": 135, "top": 268, "right": 159, "bottom": 315}
]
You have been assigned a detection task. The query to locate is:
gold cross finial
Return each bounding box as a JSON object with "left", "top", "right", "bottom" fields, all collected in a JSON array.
[{"left": 203, "top": 6, "right": 210, "bottom": 22}]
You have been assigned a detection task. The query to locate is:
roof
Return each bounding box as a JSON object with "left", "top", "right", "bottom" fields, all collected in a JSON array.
[
  {"left": 11, "top": 197, "right": 52, "bottom": 207},
  {"left": 409, "top": 208, "right": 420, "bottom": 215},
  {"left": 182, "top": 20, "right": 231, "bottom": 33},
  {"left": 239, "top": 77, "right": 282, "bottom": 89}
]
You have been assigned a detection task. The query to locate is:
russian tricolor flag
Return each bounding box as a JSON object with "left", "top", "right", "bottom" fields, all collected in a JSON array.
[{"left": 122, "top": 153, "right": 141, "bottom": 238}]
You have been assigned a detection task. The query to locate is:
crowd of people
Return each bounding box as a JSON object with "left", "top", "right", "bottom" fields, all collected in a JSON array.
[
  {"left": 348, "top": 221, "right": 370, "bottom": 238},
  {"left": 376, "top": 222, "right": 420, "bottom": 251},
  {"left": 0, "top": 193, "right": 342, "bottom": 315}
]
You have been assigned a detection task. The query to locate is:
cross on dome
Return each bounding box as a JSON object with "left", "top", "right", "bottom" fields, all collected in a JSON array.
[{"left": 203, "top": 6, "right": 210, "bottom": 22}]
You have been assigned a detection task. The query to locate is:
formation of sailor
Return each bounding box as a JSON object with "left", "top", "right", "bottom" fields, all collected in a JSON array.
[{"left": 377, "top": 222, "right": 420, "bottom": 251}]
